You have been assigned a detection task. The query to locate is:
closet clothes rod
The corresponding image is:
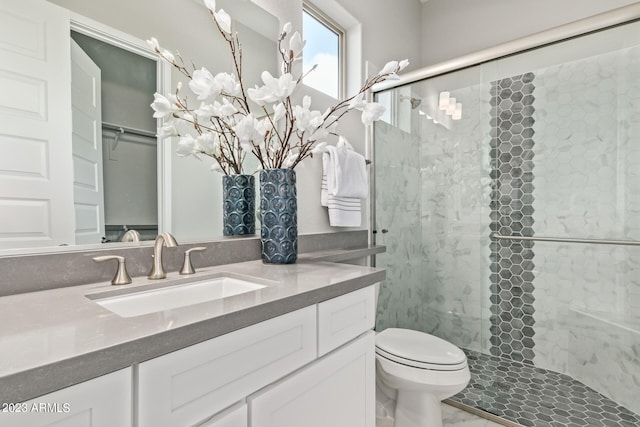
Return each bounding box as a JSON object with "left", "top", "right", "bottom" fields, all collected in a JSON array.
[
  {"left": 102, "top": 122, "right": 157, "bottom": 139},
  {"left": 491, "top": 233, "right": 640, "bottom": 247}
]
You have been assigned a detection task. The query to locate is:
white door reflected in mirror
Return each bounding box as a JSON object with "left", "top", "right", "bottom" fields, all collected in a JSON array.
[{"left": 71, "top": 39, "right": 106, "bottom": 244}]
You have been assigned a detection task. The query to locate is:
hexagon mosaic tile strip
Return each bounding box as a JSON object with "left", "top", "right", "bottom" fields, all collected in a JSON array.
[
  {"left": 489, "top": 74, "right": 537, "bottom": 364},
  {"left": 449, "top": 349, "right": 640, "bottom": 427}
]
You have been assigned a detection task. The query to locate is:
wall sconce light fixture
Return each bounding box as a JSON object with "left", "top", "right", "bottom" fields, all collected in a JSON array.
[{"left": 439, "top": 91, "right": 462, "bottom": 120}]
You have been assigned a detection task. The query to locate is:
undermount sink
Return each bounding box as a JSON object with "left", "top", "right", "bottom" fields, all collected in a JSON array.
[{"left": 88, "top": 274, "right": 267, "bottom": 318}]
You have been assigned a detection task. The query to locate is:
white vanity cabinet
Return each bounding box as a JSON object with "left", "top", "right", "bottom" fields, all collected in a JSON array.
[
  {"left": 134, "top": 285, "right": 376, "bottom": 427},
  {"left": 137, "top": 306, "right": 317, "bottom": 427},
  {"left": 4, "top": 368, "right": 131, "bottom": 427},
  {"left": 135, "top": 286, "right": 377, "bottom": 427}
]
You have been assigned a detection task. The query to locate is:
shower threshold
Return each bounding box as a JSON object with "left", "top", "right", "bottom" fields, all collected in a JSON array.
[{"left": 448, "top": 349, "right": 640, "bottom": 427}]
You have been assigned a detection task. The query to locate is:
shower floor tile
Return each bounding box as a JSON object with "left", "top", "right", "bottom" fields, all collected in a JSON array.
[{"left": 448, "top": 349, "right": 640, "bottom": 427}]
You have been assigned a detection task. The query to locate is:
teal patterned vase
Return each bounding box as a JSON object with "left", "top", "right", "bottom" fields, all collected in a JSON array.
[
  {"left": 222, "top": 174, "right": 255, "bottom": 236},
  {"left": 259, "top": 169, "right": 297, "bottom": 264}
]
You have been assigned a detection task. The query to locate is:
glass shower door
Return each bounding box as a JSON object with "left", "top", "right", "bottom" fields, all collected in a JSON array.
[{"left": 373, "top": 65, "right": 490, "bottom": 355}]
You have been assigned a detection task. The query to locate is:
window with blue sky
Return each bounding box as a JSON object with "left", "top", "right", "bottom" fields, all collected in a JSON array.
[{"left": 302, "top": 7, "right": 341, "bottom": 99}]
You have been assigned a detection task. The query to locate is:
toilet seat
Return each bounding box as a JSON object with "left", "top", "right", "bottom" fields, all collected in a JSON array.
[{"left": 376, "top": 328, "right": 467, "bottom": 371}]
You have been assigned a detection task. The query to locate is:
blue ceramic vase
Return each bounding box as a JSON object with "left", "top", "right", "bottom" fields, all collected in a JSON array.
[
  {"left": 222, "top": 174, "right": 255, "bottom": 236},
  {"left": 259, "top": 169, "right": 297, "bottom": 264}
]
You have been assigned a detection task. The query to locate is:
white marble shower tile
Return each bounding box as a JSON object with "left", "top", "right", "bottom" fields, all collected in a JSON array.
[
  {"left": 567, "top": 309, "right": 640, "bottom": 415},
  {"left": 532, "top": 242, "right": 622, "bottom": 372},
  {"left": 530, "top": 44, "right": 640, "bottom": 411}
]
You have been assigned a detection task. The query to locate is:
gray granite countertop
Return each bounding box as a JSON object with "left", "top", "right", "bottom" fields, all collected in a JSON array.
[{"left": 0, "top": 257, "right": 385, "bottom": 404}]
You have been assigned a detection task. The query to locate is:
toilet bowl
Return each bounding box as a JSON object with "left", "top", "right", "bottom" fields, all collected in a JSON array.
[{"left": 375, "top": 328, "right": 470, "bottom": 427}]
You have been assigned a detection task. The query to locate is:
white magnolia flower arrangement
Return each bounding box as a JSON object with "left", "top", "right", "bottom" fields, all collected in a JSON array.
[{"left": 149, "top": 0, "right": 408, "bottom": 175}]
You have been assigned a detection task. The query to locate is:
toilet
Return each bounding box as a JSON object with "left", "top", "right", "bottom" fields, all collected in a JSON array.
[{"left": 375, "top": 328, "right": 470, "bottom": 427}]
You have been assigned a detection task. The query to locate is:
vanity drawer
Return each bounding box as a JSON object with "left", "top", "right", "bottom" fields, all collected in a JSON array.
[
  {"left": 137, "top": 306, "right": 316, "bottom": 427},
  {"left": 317, "top": 285, "right": 376, "bottom": 356}
]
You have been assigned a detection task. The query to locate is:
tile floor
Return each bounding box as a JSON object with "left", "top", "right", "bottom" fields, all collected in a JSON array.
[
  {"left": 376, "top": 349, "right": 640, "bottom": 427},
  {"left": 449, "top": 349, "right": 640, "bottom": 427}
]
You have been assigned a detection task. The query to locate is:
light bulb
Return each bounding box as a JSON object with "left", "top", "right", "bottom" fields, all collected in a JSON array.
[
  {"left": 446, "top": 97, "right": 457, "bottom": 115},
  {"left": 452, "top": 103, "right": 462, "bottom": 120},
  {"left": 439, "top": 92, "right": 450, "bottom": 110}
]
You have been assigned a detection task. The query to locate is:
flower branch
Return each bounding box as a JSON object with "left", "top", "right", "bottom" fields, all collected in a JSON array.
[{"left": 149, "top": 0, "right": 408, "bottom": 175}]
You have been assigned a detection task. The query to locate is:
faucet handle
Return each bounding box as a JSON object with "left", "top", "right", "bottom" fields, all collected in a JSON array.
[
  {"left": 93, "top": 255, "right": 132, "bottom": 285},
  {"left": 180, "top": 247, "right": 207, "bottom": 275}
]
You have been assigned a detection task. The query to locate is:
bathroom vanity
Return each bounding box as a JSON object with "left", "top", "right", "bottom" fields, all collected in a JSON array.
[{"left": 0, "top": 252, "right": 383, "bottom": 427}]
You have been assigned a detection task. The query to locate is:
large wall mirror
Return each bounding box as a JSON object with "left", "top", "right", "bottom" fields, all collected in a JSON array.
[{"left": 0, "top": 0, "right": 278, "bottom": 253}]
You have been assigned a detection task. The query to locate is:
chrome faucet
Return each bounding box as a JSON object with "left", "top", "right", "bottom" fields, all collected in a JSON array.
[
  {"left": 121, "top": 229, "right": 141, "bottom": 242},
  {"left": 148, "top": 232, "right": 178, "bottom": 279}
]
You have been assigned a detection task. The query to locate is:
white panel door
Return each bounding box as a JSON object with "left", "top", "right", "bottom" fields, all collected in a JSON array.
[
  {"left": 249, "top": 331, "right": 375, "bottom": 427},
  {"left": 70, "top": 39, "right": 104, "bottom": 244},
  {"left": 0, "top": 0, "right": 75, "bottom": 248}
]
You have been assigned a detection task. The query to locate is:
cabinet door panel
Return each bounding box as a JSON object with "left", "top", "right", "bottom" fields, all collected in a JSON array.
[
  {"left": 1, "top": 369, "right": 131, "bottom": 427},
  {"left": 138, "top": 306, "right": 316, "bottom": 427},
  {"left": 317, "top": 285, "right": 375, "bottom": 355},
  {"left": 249, "top": 331, "right": 375, "bottom": 427}
]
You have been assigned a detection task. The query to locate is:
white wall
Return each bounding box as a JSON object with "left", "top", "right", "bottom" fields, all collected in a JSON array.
[
  {"left": 421, "top": 0, "right": 640, "bottom": 66},
  {"left": 329, "top": 0, "right": 422, "bottom": 75}
]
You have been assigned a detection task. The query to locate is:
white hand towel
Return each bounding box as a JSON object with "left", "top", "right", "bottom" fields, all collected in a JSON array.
[
  {"left": 325, "top": 144, "right": 368, "bottom": 199},
  {"left": 327, "top": 195, "right": 361, "bottom": 227},
  {"left": 321, "top": 147, "right": 364, "bottom": 227}
]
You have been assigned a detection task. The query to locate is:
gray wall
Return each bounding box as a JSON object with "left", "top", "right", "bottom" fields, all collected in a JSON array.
[{"left": 421, "top": 0, "right": 640, "bottom": 66}]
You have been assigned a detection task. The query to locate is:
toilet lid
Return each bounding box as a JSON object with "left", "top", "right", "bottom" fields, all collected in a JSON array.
[{"left": 376, "top": 328, "right": 467, "bottom": 369}]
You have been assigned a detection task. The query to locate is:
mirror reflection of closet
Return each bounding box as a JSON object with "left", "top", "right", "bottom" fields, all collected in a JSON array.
[{"left": 70, "top": 31, "right": 158, "bottom": 243}]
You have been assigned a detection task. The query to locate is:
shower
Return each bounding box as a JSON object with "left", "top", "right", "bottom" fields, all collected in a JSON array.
[{"left": 372, "top": 7, "right": 640, "bottom": 427}]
